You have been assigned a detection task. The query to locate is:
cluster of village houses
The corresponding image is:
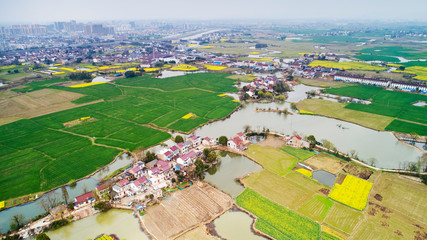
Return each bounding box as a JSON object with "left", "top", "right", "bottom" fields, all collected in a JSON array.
[{"left": 71, "top": 133, "right": 252, "bottom": 211}]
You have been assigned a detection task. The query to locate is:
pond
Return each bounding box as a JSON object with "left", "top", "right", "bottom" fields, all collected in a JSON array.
[
  {"left": 47, "top": 209, "right": 150, "bottom": 240},
  {"left": 312, "top": 170, "right": 336, "bottom": 187},
  {"left": 205, "top": 153, "right": 263, "bottom": 198},
  {"left": 213, "top": 210, "right": 267, "bottom": 240}
]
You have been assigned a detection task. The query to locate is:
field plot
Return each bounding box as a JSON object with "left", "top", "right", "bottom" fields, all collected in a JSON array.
[
  {"left": 309, "top": 60, "right": 386, "bottom": 71},
  {"left": 298, "top": 195, "right": 334, "bottom": 222},
  {"left": 323, "top": 203, "right": 364, "bottom": 234},
  {"left": 303, "top": 152, "right": 347, "bottom": 174},
  {"left": 0, "top": 89, "right": 88, "bottom": 125},
  {"left": 385, "top": 120, "right": 427, "bottom": 136},
  {"left": 242, "top": 170, "right": 323, "bottom": 210},
  {"left": 296, "top": 99, "right": 394, "bottom": 130},
  {"left": 11, "top": 78, "right": 67, "bottom": 93},
  {"left": 236, "top": 188, "right": 321, "bottom": 240},
  {"left": 281, "top": 146, "right": 316, "bottom": 161},
  {"left": 325, "top": 85, "right": 427, "bottom": 135},
  {"left": 359, "top": 46, "right": 427, "bottom": 60},
  {"left": 353, "top": 55, "right": 400, "bottom": 63},
  {"left": 245, "top": 145, "right": 297, "bottom": 175},
  {"left": 329, "top": 175, "right": 373, "bottom": 211},
  {"left": 325, "top": 85, "right": 383, "bottom": 100},
  {"left": 142, "top": 183, "right": 232, "bottom": 240},
  {"left": 1, "top": 73, "right": 239, "bottom": 200},
  {"left": 175, "top": 226, "right": 218, "bottom": 240}
]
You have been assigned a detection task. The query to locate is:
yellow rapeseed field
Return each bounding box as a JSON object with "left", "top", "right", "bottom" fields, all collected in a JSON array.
[
  {"left": 394, "top": 66, "right": 427, "bottom": 81},
  {"left": 69, "top": 82, "right": 107, "bottom": 88},
  {"left": 52, "top": 72, "right": 65, "bottom": 75},
  {"left": 299, "top": 109, "right": 315, "bottom": 115},
  {"left": 203, "top": 64, "right": 227, "bottom": 71},
  {"left": 309, "top": 60, "right": 386, "bottom": 71},
  {"left": 329, "top": 175, "right": 373, "bottom": 211},
  {"left": 296, "top": 168, "right": 312, "bottom": 178},
  {"left": 181, "top": 113, "right": 194, "bottom": 119},
  {"left": 170, "top": 64, "right": 199, "bottom": 71},
  {"left": 0, "top": 201, "right": 4, "bottom": 209},
  {"left": 217, "top": 94, "right": 227, "bottom": 97},
  {"left": 59, "top": 67, "right": 76, "bottom": 72}
]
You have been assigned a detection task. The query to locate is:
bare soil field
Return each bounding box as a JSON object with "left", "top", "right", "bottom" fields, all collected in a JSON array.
[
  {"left": 176, "top": 226, "right": 219, "bottom": 240},
  {"left": 257, "top": 135, "right": 287, "bottom": 148},
  {"left": 141, "top": 183, "right": 232, "bottom": 240},
  {"left": 0, "top": 88, "right": 98, "bottom": 125},
  {"left": 303, "top": 152, "right": 346, "bottom": 174}
]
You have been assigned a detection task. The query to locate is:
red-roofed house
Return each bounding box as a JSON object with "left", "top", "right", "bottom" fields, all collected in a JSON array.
[
  {"left": 148, "top": 160, "right": 173, "bottom": 186},
  {"left": 169, "top": 145, "right": 180, "bottom": 157},
  {"left": 227, "top": 137, "right": 246, "bottom": 151},
  {"left": 177, "top": 150, "right": 197, "bottom": 167},
  {"left": 189, "top": 136, "right": 201, "bottom": 147},
  {"left": 74, "top": 192, "right": 95, "bottom": 209},
  {"left": 157, "top": 150, "right": 174, "bottom": 161},
  {"left": 129, "top": 165, "right": 143, "bottom": 177},
  {"left": 287, "top": 135, "right": 309, "bottom": 148},
  {"left": 130, "top": 176, "right": 149, "bottom": 192},
  {"left": 202, "top": 137, "right": 214, "bottom": 146},
  {"left": 95, "top": 184, "right": 108, "bottom": 197},
  {"left": 112, "top": 179, "right": 130, "bottom": 196}
]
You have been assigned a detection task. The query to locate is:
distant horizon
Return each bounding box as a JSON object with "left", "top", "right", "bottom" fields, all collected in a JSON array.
[{"left": 1, "top": 0, "right": 427, "bottom": 25}]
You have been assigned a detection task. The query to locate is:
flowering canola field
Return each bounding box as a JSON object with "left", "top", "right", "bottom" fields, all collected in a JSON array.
[
  {"left": 394, "top": 66, "right": 427, "bottom": 81},
  {"left": 296, "top": 168, "right": 312, "bottom": 178},
  {"left": 69, "top": 82, "right": 107, "bottom": 88},
  {"left": 170, "top": 64, "right": 199, "bottom": 71},
  {"left": 181, "top": 113, "right": 195, "bottom": 119},
  {"left": 309, "top": 60, "right": 386, "bottom": 71},
  {"left": 329, "top": 175, "right": 373, "bottom": 211},
  {"left": 203, "top": 64, "right": 227, "bottom": 71}
]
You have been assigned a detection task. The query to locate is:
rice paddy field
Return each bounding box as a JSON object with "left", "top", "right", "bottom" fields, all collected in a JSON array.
[
  {"left": 0, "top": 73, "right": 239, "bottom": 201},
  {"left": 324, "top": 85, "right": 427, "bottom": 135}
]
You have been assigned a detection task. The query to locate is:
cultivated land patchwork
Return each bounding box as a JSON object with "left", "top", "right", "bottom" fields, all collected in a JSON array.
[{"left": 0, "top": 73, "right": 239, "bottom": 201}]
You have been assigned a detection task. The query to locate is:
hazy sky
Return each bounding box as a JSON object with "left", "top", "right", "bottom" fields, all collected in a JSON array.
[{"left": 1, "top": 0, "right": 427, "bottom": 24}]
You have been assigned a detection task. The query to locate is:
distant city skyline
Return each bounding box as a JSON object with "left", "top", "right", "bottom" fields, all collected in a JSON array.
[{"left": 1, "top": 0, "right": 427, "bottom": 24}]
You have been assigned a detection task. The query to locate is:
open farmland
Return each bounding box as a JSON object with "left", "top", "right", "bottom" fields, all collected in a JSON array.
[
  {"left": 236, "top": 188, "right": 321, "bottom": 240},
  {"left": 280, "top": 146, "right": 316, "bottom": 161},
  {"left": 303, "top": 152, "right": 347, "bottom": 174},
  {"left": 298, "top": 195, "right": 334, "bottom": 222},
  {"left": 324, "top": 85, "right": 427, "bottom": 135},
  {"left": 245, "top": 144, "right": 297, "bottom": 175},
  {"left": 141, "top": 183, "right": 232, "bottom": 240},
  {"left": 359, "top": 46, "right": 427, "bottom": 60},
  {"left": 1, "top": 73, "right": 239, "bottom": 201},
  {"left": 349, "top": 173, "right": 427, "bottom": 240},
  {"left": 323, "top": 203, "right": 364, "bottom": 234},
  {"left": 296, "top": 99, "right": 394, "bottom": 130}
]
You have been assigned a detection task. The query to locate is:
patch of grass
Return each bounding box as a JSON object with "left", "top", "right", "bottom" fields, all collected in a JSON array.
[
  {"left": 353, "top": 55, "right": 400, "bottom": 62},
  {"left": 299, "top": 78, "right": 349, "bottom": 88},
  {"left": 11, "top": 78, "right": 67, "bottom": 93},
  {"left": 385, "top": 119, "right": 427, "bottom": 136},
  {"left": 281, "top": 146, "right": 316, "bottom": 161},
  {"left": 322, "top": 231, "right": 342, "bottom": 240},
  {"left": 246, "top": 145, "right": 297, "bottom": 175},
  {"left": 360, "top": 46, "right": 427, "bottom": 60},
  {"left": 296, "top": 99, "right": 394, "bottom": 130},
  {"left": 236, "top": 188, "right": 321, "bottom": 240},
  {"left": 323, "top": 203, "right": 364, "bottom": 234},
  {"left": 325, "top": 85, "right": 384, "bottom": 100},
  {"left": 298, "top": 195, "right": 334, "bottom": 222}
]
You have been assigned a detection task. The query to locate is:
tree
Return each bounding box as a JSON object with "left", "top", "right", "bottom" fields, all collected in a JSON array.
[
  {"left": 349, "top": 149, "right": 357, "bottom": 158},
  {"left": 307, "top": 135, "right": 316, "bottom": 149},
  {"left": 369, "top": 158, "right": 377, "bottom": 167},
  {"left": 244, "top": 125, "right": 251, "bottom": 133},
  {"left": 36, "top": 233, "right": 51, "bottom": 240},
  {"left": 290, "top": 102, "right": 297, "bottom": 111},
  {"left": 194, "top": 158, "right": 204, "bottom": 179},
  {"left": 206, "top": 151, "right": 217, "bottom": 163},
  {"left": 255, "top": 43, "right": 268, "bottom": 49},
  {"left": 67, "top": 202, "right": 74, "bottom": 210},
  {"left": 145, "top": 151, "right": 155, "bottom": 162},
  {"left": 203, "top": 148, "right": 211, "bottom": 158},
  {"left": 321, "top": 139, "right": 334, "bottom": 151},
  {"left": 9, "top": 214, "right": 25, "bottom": 231},
  {"left": 93, "top": 201, "right": 111, "bottom": 212},
  {"left": 218, "top": 136, "right": 228, "bottom": 146},
  {"left": 125, "top": 70, "right": 136, "bottom": 78},
  {"left": 410, "top": 132, "right": 419, "bottom": 144},
  {"left": 275, "top": 95, "right": 286, "bottom": 101},
  {"left": 61, "top": 186, "right": 69, "bottom": 205},
  {"left": 39, "top": 192, "right": 59, "bottom": 213},
  {"left": 175, "top": 135, "right": 184, "bottom": 143}
]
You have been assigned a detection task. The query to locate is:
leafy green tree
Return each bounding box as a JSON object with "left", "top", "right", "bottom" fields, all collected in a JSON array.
[
  {"left": 93, "top": 201, "right": 111, "bottom": 212},
  {"left": 175, "top": 135, "right": 184, "bottom": 143},
  {"left": 145, "top": 151, "right": 155, "bottom": 162},
  {"left": 218, "top": 136, "right": 228, "bottom": 146},
  {"left": 194, "top": 158, "right": 204, "bottom": 179},
  {"left": 307, "top": 135, "right": 316, "bottom": 149},
  {"left": 125, "top": 70, "right": 136, "bottom": 78},
  {"left": 203, "top": 148, "right": 211, "bottom": 158},
  {"left": 36, "top": 233, "right": 51, "bottom": 240},
  {"left": 207, "top": 151, "right": 217, "bottom": 163},
  {"left": 290, "top": 102, "right": 297, "bottom": 111}
]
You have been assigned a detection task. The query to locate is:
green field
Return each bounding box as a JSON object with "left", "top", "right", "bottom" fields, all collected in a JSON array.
[
  {"left": 323, "top": 203, "right": 364, "bottom": 234},
  {"left": 323, "top": 85, "right": 427, "bottom": 135},
  {"left": 246, "top": 145, "right": 297, "bottom": 175},
  {"left": 359, "top": 46, "right": 427, "bottom": 60},
  {"left": 353, "top": 55, "right": 400, "bottom": 62},
  {"left": 236, "top": 188, "right": 321, "bottom": 240},
  {"left": 296, "top": 99, "right": 394, "bottom": 130},
  {"left": 298, "top": 195, "right": 334, "bottom": 222},
  {"left": 0, "top": 73, "right": 239, "bottom": 200},
  {"left": 281, "top": 146, "right": 317, "bottom": 161}
]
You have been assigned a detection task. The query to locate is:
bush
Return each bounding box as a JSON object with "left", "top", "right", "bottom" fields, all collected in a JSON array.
[
  {"left": 94, "top": 201, "right": 111, "bottom": 212},
  {"left": 125, "top": 70, "right": 136, "bottom": 78},
  {"left": 218, "top": 136, "right": 228, "bottom": 146},
  {"left": 36, "top": 233, "right": 51, "bottom": 240},
  {"left": 49, "top": 219, "right": 69, "bottom": 231}
]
